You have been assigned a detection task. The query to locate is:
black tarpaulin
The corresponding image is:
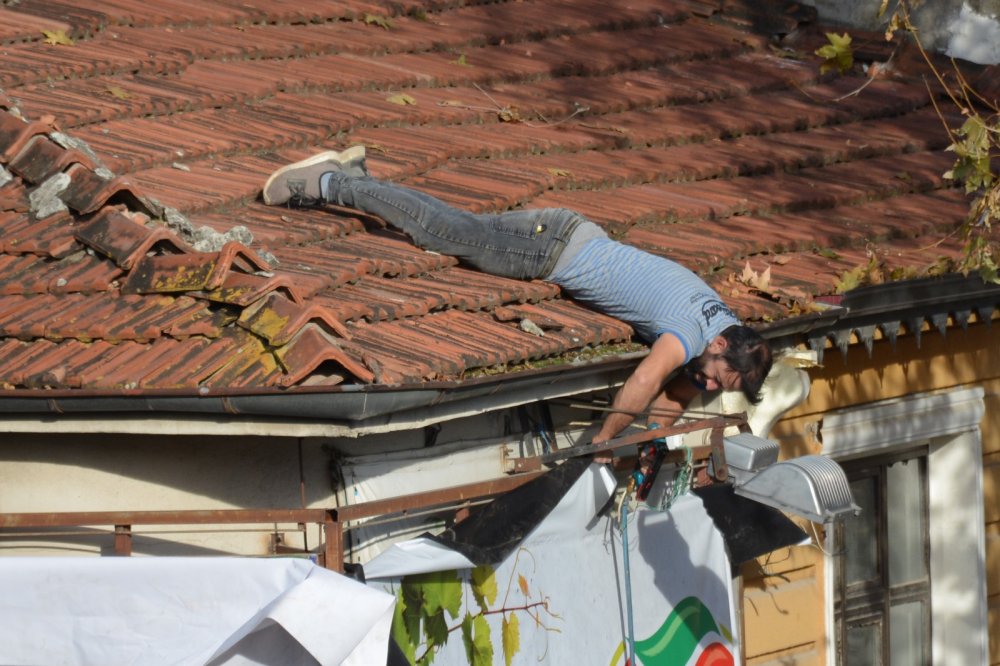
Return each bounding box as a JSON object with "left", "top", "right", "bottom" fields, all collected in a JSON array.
[
  {"left": 425, "top": 457, "right": 594, "bottom": 565},
  {"left": 693, "top": 483, "right": 809, "bottom": 574}
]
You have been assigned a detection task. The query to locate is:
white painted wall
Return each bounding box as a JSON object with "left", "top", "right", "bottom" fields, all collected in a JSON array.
[
  {"left": 801, "top": 0, "right": 1000, "bottom": 64},
  {"left": 0, "top": 404, "right": 600, "bottom": 560}
]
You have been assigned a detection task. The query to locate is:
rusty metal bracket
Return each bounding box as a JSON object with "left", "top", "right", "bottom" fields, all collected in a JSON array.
[
  {"left": 709, "top": 427, "right": 729, "bottom": 482},
  {"left": 509, "top": 414, "right": 744, "bottom": 474}
]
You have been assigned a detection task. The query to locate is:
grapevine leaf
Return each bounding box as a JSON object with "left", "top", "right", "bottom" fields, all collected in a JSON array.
[
  {"left": 106, "top": 86, "right": 130, "bottom": 100},
  {"left": 470, "top": 565, "right": 497, "bottom": 609},
  {"left": 391, "top": 591, "right": 418, "bottom": 663},
  {"left": 470, "top": 615, "right": 493, "bottom": 666},
  {"left": 423, "top": 610, "right": 449, "bottom": 649},
  {"left": 399, "top": 582, "right": 424, "bottom": 645},
  {"left": 502, "top": 614, "right": 521, "bottom": 666},
  {"left": 417, "top": 570, "right": 463, "bottom": 620},
  {"left": 460, "top": 614, "right": 475, "bottom": 663}
]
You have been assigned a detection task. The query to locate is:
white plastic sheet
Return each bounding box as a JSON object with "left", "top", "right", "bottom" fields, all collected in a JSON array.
[{"left": 0, "top": 557, "right": 395, "bottom": 666}]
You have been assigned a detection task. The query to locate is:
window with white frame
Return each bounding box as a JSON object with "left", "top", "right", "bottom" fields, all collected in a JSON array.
[
  {"left": 820, "top": 387, "right": 988, "bottom": 666},
  {"left": 835, "top": 448, "right": 931, "bottom": 665}
]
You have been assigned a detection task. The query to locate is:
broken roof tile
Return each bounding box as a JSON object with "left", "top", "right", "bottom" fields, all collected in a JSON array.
[
  {"left": 0, "top": 113, "right": 56, "bottom": 163},
  {"left": 8, "top": 133, "right": 100, "bottom": 185},
  {"left": 75, "top": 206, "right": 190, "bottom": 269},
  {"left": 60, "top": 163, "right": 150, "bottom": 215}
]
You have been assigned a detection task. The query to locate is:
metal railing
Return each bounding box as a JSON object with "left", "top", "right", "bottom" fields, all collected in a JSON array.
[{"left": 0, "top": 472, "right": 546, "bottom": 572}]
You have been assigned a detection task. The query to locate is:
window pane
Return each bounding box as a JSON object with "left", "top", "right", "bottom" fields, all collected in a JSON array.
[
  {"left": 890, "top": 601, "right": 925, "bottom": 666},
  {"left": 846, "top": 619, "right": 882, "bottom": 666},
  {"left": 886, "top": 459, "right": 926, "bottom": 585},
  {"left": 845, "top": 476, "right": 878, "bottom": 585}
]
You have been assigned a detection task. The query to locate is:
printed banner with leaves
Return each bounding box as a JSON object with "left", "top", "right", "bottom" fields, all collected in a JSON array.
[{"left": 368, "top": 465, "right": 738, "bottom": 665}]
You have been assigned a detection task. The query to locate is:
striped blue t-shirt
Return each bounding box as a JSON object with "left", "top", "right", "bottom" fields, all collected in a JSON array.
[{"left": 547, "top": 237, "right": 739, "bottom": 362}]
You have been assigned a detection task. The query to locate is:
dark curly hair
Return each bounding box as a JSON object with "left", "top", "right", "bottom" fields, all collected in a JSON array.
[{"left": 719, "top": 325, "right": 772, "bottom": 404}]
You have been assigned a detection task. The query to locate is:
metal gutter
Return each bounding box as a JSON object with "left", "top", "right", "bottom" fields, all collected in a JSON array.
[{"left": 0, "top": 353, "right": 642, "bottom": 437}]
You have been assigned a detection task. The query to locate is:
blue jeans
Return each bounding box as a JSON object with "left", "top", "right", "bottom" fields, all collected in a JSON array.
[{"left": 325, "top": 173, "right": 586, "bottom": 279}]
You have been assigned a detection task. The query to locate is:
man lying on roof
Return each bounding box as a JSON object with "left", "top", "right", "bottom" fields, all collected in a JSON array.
[{"left": 262, "top": 148, "right": 773, "bottom": 445}]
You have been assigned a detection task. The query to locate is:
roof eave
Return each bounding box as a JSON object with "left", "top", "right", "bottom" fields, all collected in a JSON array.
[
  {"left": 0, "top": 352, "right": 643, "bottom": 437},
  {"left": 762, "top": 272, "right": 1000, "bottom": 361}
]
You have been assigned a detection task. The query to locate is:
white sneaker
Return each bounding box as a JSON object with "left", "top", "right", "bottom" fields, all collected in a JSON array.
[{"left": 262, "top": 145, "right": 367, "bottom": 206}]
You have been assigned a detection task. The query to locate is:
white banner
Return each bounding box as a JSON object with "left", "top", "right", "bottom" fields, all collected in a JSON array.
[{"left": 369, "top": 464, "right": 738, "bottom": 665}]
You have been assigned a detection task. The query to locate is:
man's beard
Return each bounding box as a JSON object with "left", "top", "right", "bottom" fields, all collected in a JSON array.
[{"left": 683, "top": 354, "right": 710, "bottom": 391}]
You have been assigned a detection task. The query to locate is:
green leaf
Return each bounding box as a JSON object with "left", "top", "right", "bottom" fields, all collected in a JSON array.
[
  {"left": 815, "top": 32, "right": 853, "bottom": 75},
  {"left": 460, "top": 613, "right": 494, "bottom": 665},
  {"left": 470, "top": 615, "right": 494, "bottom": 666},
  {"left": 391, "top": 591, "right": 418, "bottom": 663},
  {"left": 502, "top": 614, "right": 520, "bottom": 666},
  {"left": 460, "top": 614, "right": 475, "bottom": 663},
  {"left": 423, "top": 610, "right": 449, "bottom": 650},
  {"left": 452, "top": 54, "right": 468, "bottom": 66},
  {"left": 471, "top": 565, "right": 497, "bottom": 609},
  {"left": 416, "top": 570, "right": 463, "bottom": 620}
]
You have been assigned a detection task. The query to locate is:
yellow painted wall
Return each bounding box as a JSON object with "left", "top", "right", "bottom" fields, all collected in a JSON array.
[{"left": 743, "top": 321, "right": 1000, "bottom": 665}]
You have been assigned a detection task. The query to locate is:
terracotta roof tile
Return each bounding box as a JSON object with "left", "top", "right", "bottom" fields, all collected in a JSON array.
[{"left": 0, "top": 0, "right": 994, "bottom": 394}]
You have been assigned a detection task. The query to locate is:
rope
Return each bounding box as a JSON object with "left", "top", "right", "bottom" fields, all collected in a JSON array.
[
  {"left": 615, "top": 437, "right": 692, "bottom": 665},
  {"left": 621, "top": 501, "right": 637, "bottom": 666},
  {"left": 659, "top": 445, "right": 694, "bottom": 510}
]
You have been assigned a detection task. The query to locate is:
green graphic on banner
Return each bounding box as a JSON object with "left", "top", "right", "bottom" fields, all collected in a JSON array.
[{"left": 609, "top": 596, "right": 734, "bottom": 666}]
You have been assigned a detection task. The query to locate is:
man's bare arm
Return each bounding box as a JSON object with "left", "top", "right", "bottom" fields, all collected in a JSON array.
[
  {"left": 644, "top": 373, "right": 701, "bottom": 428},
  {"left": 593, "top": 333, "right": 687, "bottom": 443}
]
